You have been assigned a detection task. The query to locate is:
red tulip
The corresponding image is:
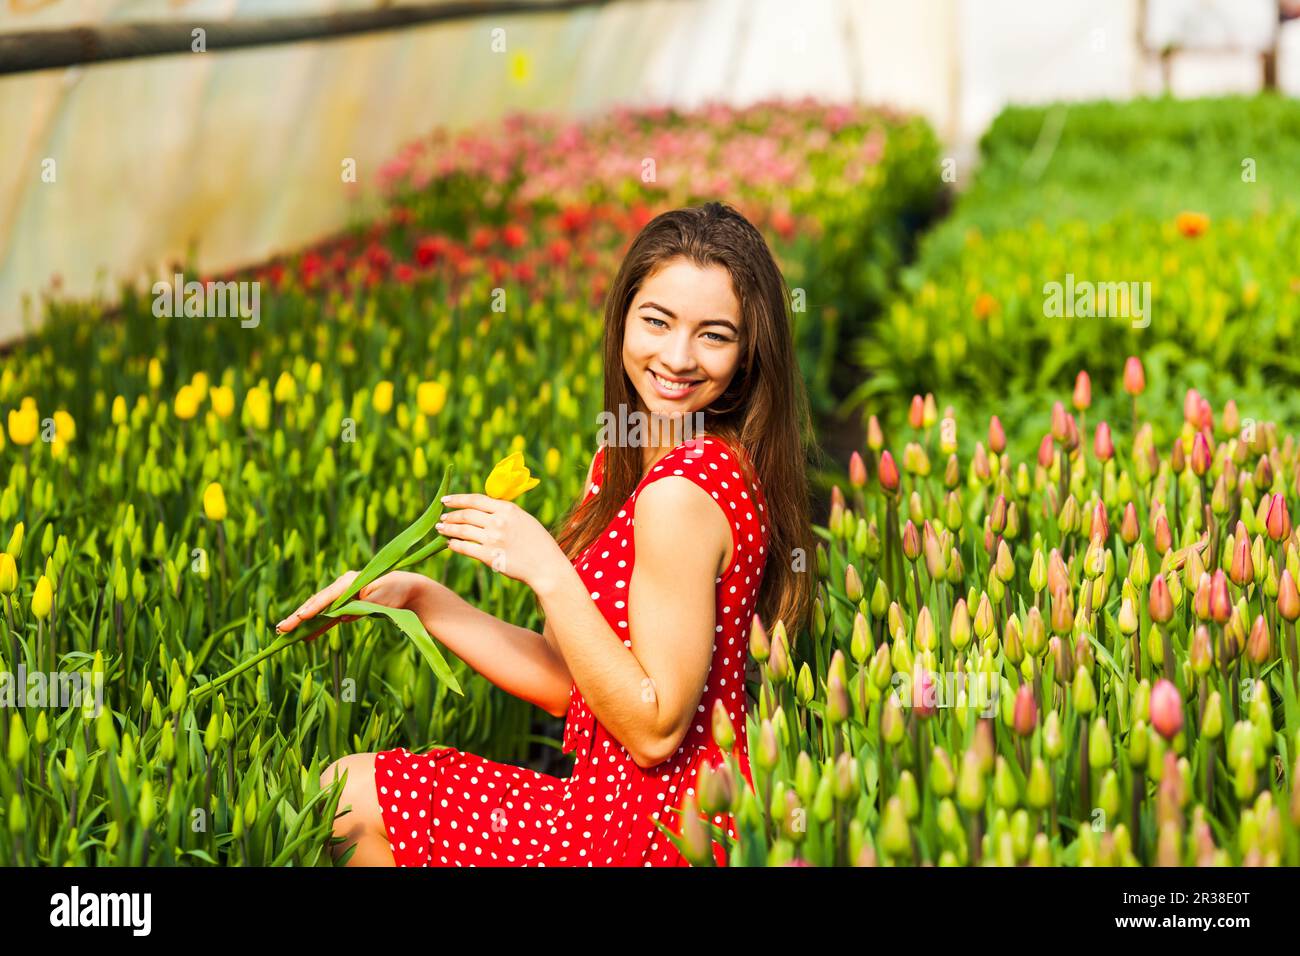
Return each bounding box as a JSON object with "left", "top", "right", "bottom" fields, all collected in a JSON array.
[
  {"left": 1183, "top": 388, "right": 1202, "bottom": 425},
  {"left": 1247, "top": 614, "right": 1271, "bottom": 664},
  {"left": 1090, "top": 500, "right": 1110, "bottom": 542},
  {"left": 1150, "top": 679, "right": 1183, "bottom": 740},
  {"left": 1123, "top": 356, "right": 1146, "bottom": 395}
]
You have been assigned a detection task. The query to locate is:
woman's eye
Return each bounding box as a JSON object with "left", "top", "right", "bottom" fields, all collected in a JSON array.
[
  {"left": 704, "top": 332, "right": 729, "bottom": 342},
  {"left": 644, "top": 316, "right": 668, "bottom": 328}
]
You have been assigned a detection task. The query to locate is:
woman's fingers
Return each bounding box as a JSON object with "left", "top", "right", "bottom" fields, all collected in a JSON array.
[{"left": 276, "top": 571, "right": 358, "bottom": 632}]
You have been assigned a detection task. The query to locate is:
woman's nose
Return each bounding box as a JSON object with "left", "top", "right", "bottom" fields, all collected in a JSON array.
[{"left": 661, "top": 331, "right": 697, "bottom": 372}]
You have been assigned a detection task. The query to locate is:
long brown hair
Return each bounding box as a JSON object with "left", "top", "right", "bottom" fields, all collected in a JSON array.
[{"left": 552, "top": 201, "right": 816, "bottom": 638}]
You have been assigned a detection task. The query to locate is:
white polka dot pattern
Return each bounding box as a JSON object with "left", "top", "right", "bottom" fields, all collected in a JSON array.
[{"left": 374, "top": 437, "right": 771, "bottom": 867}]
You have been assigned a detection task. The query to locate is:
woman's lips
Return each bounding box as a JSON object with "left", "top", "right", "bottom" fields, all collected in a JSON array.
[{"left": 649, "top": 369, "right": 703, "bottom": 400}]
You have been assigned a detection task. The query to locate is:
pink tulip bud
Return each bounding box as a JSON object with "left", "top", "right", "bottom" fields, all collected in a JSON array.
[
  {"left": 988, "top": 415, "right": 1006, "bottom": 454},
  {"left": 878, "top": 450, "right": 899, "bottom": 493},
  {"left": 1013, "top": 683, "right": 1037, "bottom": 737},
  {"left": 1153, "top": 513, "right": 1172, "bottom": 555},
  {"left": 1278, "top": 570, "right": 1300, "bottom": 622},
  {"left": 1064, "top": 413, "right": 1080, "bottom": 451},
  {"left": 1222, "top": 399, "right": 1240, "bottom": 436},
  {"left": 902, "top": 520, "right": 921, "bottom": 561},
  {"left": 1190, "top": 432, "right": 1212, "bottom": 477},
  {"left": 1050, "top": 401, "right": 1068, "bottom": 442},
  {"left": 1247, "top": 614, "right": 1271, "bottom": 664},
  {"left": 1150, "top": 679, "right": 1183, "bottom": 740},
  {"left": 1230, "top": 523, "right": 1254, "bottom": 587},
  {"left": 1209, "top": 569, "right": 1232, "bottom": 624},
  {"left": 1121, "top": 502, "right": 1140, "bottom": 545},
  {"left": 1090, "top": 500, "right": 1110, "bottom": 542},
  {"left": 1149, "top": 574, "right": 1174, "bottom": 624},
  {"left": 1037, "top": 434, "right": 1055, "bottom": 469},
  {"left": 909, "top": 395, "right": 925, "bottom": 429},
  {"left": 849, "top": 451, "right": 867, "bottom": 488},
  {"left": 1183, "top": 388, "right": 1201, "bottom": 425},
  {"left": 1123, "top": 356, "right": 1145, "bottom": 396},
  {"left": 1197, "top": 397, "right": 1213, "bottom": 433},
  {"left": 1093, "top": 421, "right": 1114, "bottom": 462},
  {"left": 867, "top": 415, "right": 884, "bottom": 451},
  {"left": 1073, "top": 370, "right": 1092, "bottom": 411},
  {"left": 1266, "top": 492, "right": 1291, "bottom": 542}
]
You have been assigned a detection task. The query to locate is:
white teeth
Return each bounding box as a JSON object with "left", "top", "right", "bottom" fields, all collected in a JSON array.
[{"left": 653, "top": 372, "right": 697, "bottom": 392}]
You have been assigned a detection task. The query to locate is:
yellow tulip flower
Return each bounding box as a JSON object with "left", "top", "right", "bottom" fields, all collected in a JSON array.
[
  {"left": 190, "top": 371, "right": 209, "bottom": 401},
  {"left": 32, "top": 574, "right": 53, "bottom": 621},
  {"left": 203, "top": 482, "right": 228, "bottom": 522},
  {"left": 0, "top": 553, "right": 16, "bottom": 594},
  {"left": 209, "top": 385, "right": 235, "bottom": 419},
  {"left": 174, "top": 385, "right": 200, "bottom": 420},
  {"left": 244, "top": 386, "right": 271, "bottom": 430},
  {"left": 273, "top": 371, "right": 297, "bottom": 404},
  {"left": 373, "top": 381, "right": 394, "bottom": 414},
  {"left": 417, "top": 381, "right": 447, "bottom": 416},
  {"left": 148, "top": 358, "right": 163, "bottom": 389},
  {"left": 53, "top": 410, "right": 75, "bottom": 442},
  {"left": 7, "top": 405, "right": 38, "bottom": 446},
  {"left": 111, "top": 395, "right": 128, "bottom": 425},
  {"left": 545, "top": 447, "right": 561, "bottom": 476},
  {"left": 485, "top": 452, "right": 540, "bottom": 501}
]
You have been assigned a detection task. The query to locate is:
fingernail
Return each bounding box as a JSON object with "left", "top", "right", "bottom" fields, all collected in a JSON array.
[{"left": 440, "top": 496, "right": 451, "bottom": 503}]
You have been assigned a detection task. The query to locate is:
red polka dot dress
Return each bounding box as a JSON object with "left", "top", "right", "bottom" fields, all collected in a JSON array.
[{"left": 373, "top": 435, "right": 770, "bottom": 866}]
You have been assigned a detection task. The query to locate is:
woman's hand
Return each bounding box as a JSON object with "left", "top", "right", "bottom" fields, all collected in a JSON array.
[
  {"left": 437, "top": 493, "right": 567, "bottom": 592},
  {"left": 274, "top": 570, "right": 422, "bottom": 637}
]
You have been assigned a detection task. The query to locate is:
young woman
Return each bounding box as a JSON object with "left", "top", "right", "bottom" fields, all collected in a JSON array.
[{"left": 276, "top": 201, "right": 815, "bottom": 866}]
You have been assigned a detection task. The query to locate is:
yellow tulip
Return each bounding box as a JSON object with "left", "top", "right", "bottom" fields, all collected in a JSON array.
[
  {"left": 111, "top": 395, "right": 128, "bottom": 425},
  {"left": 485, "top": 452, "right": 540, "bottom": 501},
  {"left": 148, "top": 358, "right": 163, "bottom": 389},
  {"left": 32, "top": 575, "right": 52, "bottom": 621},
  {"left": 203, "top": 482, "right": 228, "bottom": 522},
  {"left": 417, "top": 381, "right": 447, "bottom": 416},
  {"left": 209, "top": 385, "right": 235, "bottom": 419},
  {"left": 7, "top": 406, "right": 38, "bottom": 446},
  {"left": 372, "top": 381, "right": 394, "bottom": 414},
  {"left": 306, "top": 362, "right": 323, "bottom": 393},
  {"left": 545, "top": 447, "right": 561, "bottom": 476},
  {"left": 173, "top": 385, "right": 200, "bottom": 420},
  {"left": 273, "top": 371, "right": 297, "bottom": 403},
  {"left": 5, "top": 523, "right": 23, "bottom": 559},
  {"left": 53, "top": 410, "right": 75, "bottom": 442},
  {"left": 0, "top": 553, "right": 16, "bottom": 594},
  {"left": 244, "top": 386, "right": 271, "bottom": 430}
]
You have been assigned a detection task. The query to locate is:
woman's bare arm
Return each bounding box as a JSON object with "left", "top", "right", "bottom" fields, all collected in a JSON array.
[{"left": 405, "top": 576, "right": 573, "bottom": 718}]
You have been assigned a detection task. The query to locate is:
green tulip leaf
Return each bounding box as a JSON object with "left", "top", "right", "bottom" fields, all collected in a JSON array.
[
  {"left": 325, "top": 599, "right": 464, "bottom": 697},
  {"left": 326, "top": 463, "right": 454, "bottom": 614}
]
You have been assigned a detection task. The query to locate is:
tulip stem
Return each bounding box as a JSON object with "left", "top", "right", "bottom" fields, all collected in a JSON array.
[
  {"left": 1079, "top": 719, "right": 1090, "bottom": 816},
  {"left": 1286, "top": 620, "right": 1299, "bottom": 680},
  {"left": 1130, "top": 767, "right": 1143, "bottom": 859}
]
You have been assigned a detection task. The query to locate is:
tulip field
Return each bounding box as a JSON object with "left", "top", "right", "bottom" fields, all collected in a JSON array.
[{"left": 2, "top": 95, "right": 1299, "bottom": 867}]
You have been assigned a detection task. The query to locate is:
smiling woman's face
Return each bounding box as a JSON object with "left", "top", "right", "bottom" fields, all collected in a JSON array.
[{"left": 622, "top": 257, "right": 743, "bottom": 441}]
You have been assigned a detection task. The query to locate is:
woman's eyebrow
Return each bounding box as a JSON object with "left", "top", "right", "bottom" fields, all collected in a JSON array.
[{"left": 639, "top": 302, "right": 738, "bottom": 333}]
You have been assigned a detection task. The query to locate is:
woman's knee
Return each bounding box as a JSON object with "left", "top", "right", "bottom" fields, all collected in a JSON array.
[{"left": 322, "top": 752, "right": 384, "bottom": 835}]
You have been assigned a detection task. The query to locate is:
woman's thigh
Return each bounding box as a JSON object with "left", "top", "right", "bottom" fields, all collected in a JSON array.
[{"left": 321, "top": 752, "right": 393, "bottom": 864}]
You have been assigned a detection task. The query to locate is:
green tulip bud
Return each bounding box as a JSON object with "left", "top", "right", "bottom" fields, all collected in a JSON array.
[
  {"left": 993, "top": 756, "right": 1019, "bottom": 809},
  {"left": 1072, "top": 665, "right": 1097, "bottom": 715},
  {"left": 1043, "top": 710, "right": 1064, "bottom": 759},
  {"left": 929, "top": 746, "right": 955, "bottom": 797},
  {"left": 1089, "top": 716, "right": 1113, "bottom": 769},
  {"left": 1026, "top": 757, "right": 1052, "bottom": 809},
  {"left": 957, "top": 748, "right": 986, "bottom": 811}
]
